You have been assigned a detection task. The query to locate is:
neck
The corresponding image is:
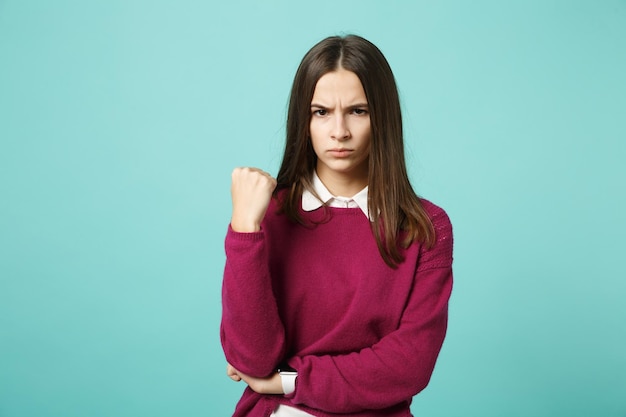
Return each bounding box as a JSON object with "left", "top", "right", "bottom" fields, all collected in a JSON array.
[{"left": 316, "top": 168, "right": 368, "bottom": 197}]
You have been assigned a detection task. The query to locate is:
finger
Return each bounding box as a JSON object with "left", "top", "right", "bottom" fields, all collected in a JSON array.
[
  {"left": 226, "top": 363, "right": 238, "bottom": 376},
  {"left": 226, "top": 364, "right": 242, "bottom": 382},
  {"left": 232, "top": 167, "right": 275, "bottom": 181}
]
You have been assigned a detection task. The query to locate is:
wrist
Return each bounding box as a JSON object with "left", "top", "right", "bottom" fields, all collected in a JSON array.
[
  {"left": 277, "top": 362, "right": 298, "bottom": 395},
  {"left": 230, "top": 218, "right": 261, "bottom": 233}
]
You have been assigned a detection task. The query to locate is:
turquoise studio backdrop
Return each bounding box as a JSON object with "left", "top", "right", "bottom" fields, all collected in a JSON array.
[{"left": 1, "top": 1, "right": 625, "bottom": 416}]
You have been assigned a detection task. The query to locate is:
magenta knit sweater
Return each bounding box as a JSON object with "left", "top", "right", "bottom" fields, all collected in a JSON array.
[{"left": 221, "top": 195, "right": 453, "bottom": 417}]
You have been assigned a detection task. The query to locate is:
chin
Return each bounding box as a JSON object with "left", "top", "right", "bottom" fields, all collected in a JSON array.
[{"left": 319, "top": 158, "right": 368, "bottom": 177}]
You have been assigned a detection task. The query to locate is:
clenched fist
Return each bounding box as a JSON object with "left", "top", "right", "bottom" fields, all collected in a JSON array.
[{"left": 230, "top": 167, "right": 277, "bottom": 232}]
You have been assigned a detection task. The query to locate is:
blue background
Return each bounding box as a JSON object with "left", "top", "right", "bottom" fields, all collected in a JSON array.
[{"left": 1, "top": 1, "right": 625, "bottom": 416}]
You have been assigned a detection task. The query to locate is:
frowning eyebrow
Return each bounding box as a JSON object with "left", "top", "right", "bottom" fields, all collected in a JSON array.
[{"left": 310, "top": 102, "right": 369, "bottom": 108}]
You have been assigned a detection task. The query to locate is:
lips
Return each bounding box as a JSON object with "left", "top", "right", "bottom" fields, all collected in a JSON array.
[{"left": 327, "top": 148, "right": 353, "bottom": 158}]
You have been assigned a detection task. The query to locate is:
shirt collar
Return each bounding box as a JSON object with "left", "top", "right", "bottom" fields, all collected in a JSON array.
[{"left": 302, "top": 171, "right": 370, "bottom": 220}]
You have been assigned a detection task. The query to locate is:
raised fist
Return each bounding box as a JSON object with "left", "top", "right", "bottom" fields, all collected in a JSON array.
[{"left": 230, "top": 167, "right": 277, "bottom": 232}]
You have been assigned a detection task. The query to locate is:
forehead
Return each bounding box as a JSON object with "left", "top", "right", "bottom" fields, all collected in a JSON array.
[{"left": 311, "top": 69, "right": 367, "bottom": 102}]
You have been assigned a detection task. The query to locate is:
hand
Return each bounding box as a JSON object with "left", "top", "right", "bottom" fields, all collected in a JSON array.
[
  {"left": 226, "top": 363, "right": 284, "bottom": 394},
  {"left": 230, "top": 167, "right": 277, "bottom": 232}
]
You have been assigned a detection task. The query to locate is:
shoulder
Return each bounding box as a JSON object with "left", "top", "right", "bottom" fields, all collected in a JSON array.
[
  {"left": 419, "top": 198, "right": 452, "bottom": 236},
  {"left": 267, "top": 189, "right": 290, "bottom": 218},
  {"left": 262, "top": 189, "right": 295, "bottom": 228},
  {"left": 417, "top": 198, "right": 453, "bottom": 270}
]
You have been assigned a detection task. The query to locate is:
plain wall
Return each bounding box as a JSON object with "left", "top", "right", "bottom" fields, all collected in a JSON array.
[{"left": 1, "top": 1, "right": 625, "bottom": 416}]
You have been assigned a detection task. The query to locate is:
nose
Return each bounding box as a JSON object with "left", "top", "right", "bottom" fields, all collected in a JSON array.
[{"left": 330, "top": 115, "right": 350, "bottom": 141}]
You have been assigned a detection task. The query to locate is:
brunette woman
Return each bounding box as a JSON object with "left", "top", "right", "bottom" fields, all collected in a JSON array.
[{"left": 221, "top": 34, "right": 453, "bottom": 417}]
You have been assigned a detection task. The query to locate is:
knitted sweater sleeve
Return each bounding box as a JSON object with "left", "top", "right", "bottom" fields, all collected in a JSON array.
[
  {"left": 220, "top": 226, "right": 286, "bottom": 377},
  {"left": 286, "top": 208, "right": 453, "bottom": 413}
]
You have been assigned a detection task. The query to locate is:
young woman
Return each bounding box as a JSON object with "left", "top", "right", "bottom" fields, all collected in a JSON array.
[{"left": 221, "top": 34, "right": 453, "bottom": 417}]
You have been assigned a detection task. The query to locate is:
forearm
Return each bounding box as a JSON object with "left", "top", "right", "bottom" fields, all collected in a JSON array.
[
  {"left": 288, "top": 267, "right": 452, "bottom": 413},
  {"left": 221, "top": 226, "right": 286, "bottom": 376},
  {"left": 288, "top": 329, "right": 445, "bottom": 412}
]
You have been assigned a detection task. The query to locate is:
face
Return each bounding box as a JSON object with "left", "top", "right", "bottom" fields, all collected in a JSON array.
[{"left": 309, "top": 69, "right": 371, "bottom": 192}]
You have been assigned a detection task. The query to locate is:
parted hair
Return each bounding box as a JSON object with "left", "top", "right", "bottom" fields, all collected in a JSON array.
[{"left": 275, "top": 34, "right": 435, "bottom": 267}]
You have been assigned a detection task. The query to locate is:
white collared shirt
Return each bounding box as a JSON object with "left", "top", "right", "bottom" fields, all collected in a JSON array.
[{"left": 301, "top": 171, "right": 370, "bottom": 219}]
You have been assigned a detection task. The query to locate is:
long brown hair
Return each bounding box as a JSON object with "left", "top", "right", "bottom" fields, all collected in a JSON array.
[{"left": 275, "top": 34, "right": 435, "bottom": 267}]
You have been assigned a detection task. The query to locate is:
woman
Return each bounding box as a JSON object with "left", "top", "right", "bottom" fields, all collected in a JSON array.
[{"left": 221, "top": 34, "right": 453, "bottom": 417}]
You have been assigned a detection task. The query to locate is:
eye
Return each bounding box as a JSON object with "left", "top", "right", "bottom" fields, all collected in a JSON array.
[
  {"left": 312, "top": 109, "right": 328, "bottom": 116},
  {"left": 352, "top": 108, "right": 368, "bottom": 115}
]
